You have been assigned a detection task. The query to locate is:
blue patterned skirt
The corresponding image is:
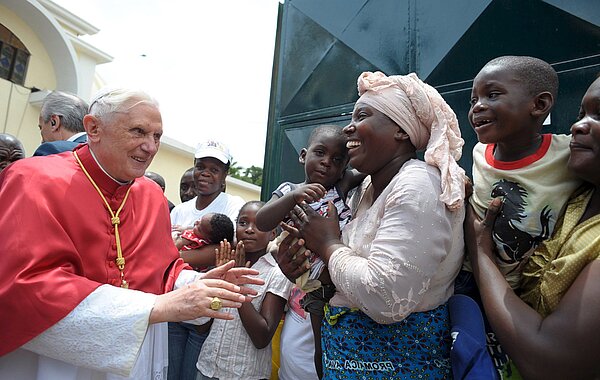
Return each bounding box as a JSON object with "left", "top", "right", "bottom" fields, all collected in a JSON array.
[{"left": 321, "top": 304, "right": 452, "bottom": 379}]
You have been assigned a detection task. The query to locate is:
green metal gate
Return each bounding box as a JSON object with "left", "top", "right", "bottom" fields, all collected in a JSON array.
[{"left": 262, "top": 0, "right": 600, "bottom": 199}]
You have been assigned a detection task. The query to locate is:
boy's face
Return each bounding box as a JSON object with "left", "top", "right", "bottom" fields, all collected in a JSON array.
[
  {"left": 236, "top": 204, "right": 274, "bottom": 254},
  {"left": 301, "top": 133, "right": 349, "bottom": 189},
  {"left": 469, "top": 64, "right": 537, "bottom": 145},
  {"left": 193, "top": 214, "right": 213, "bottom": 240}
]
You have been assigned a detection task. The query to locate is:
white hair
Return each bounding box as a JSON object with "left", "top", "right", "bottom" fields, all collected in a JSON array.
[{"left": 88, "top": 88, "right": 159, "bottom": 121}]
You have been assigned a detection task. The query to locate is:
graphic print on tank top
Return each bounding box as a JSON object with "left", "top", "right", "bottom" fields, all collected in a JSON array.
[{"left": 491, "top": 179, "right": 551, "bottom": 269}]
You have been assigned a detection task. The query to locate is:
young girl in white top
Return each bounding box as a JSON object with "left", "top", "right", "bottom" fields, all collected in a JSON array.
[{"left": 197, "top": 201, "right": 293, "bottom": 380}]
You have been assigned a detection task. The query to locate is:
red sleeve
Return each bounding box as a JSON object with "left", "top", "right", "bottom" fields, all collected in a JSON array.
[
  {"left": 0, "top": 151, "right": 190, "bottom": 355},
  {"left": 0, "top": 160, "right": 101, "bottom": 355}
]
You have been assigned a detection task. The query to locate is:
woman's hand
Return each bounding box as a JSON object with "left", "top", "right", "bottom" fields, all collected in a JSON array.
[
  {"left": 290, "top": 201, "right": 344, "bottom": 263},
  {"left": 464, "top": 197, "right": 502, "bottom": 263},
  {"left": 275, "top": 228, "right": 311, "bottom": 283}
]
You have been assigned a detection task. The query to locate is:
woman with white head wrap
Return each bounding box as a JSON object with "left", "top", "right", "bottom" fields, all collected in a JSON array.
[{"left": 277, "top": 71, "right": 467, "bottom": 379}]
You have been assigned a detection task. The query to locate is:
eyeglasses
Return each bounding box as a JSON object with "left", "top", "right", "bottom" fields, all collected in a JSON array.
[{"left": 88, "top": 88, "right": 118, "bottom": 113}]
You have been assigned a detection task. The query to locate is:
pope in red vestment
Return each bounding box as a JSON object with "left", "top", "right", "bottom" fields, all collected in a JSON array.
[
  {"left": 0, "top": 90, "right": 261, "bottom": 380},
  {"left": 0, "top": 144, "right": 188, "bottom": 355}
]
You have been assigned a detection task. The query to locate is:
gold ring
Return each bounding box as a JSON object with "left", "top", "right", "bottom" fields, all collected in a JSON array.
[{"left": 210, "top": 296, "right": 222, "bottom": 311}]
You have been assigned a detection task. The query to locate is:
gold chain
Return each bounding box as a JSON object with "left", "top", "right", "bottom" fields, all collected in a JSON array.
[{"left": 73, "top": 151, "right": 132, "bottom": 288}]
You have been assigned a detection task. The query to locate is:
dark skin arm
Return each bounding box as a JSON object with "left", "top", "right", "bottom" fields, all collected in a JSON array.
[
  {"left": 336, "top": 168, "right": 367, "bottom": 198},
  {"left": 465, "top": 198, "right": 600, "bottom": 380},
  {"left": 310, "top": 312, "right": 324, "bottom": 379},
  {"left": 179, "top": 243, "right": 218, "bottom": 268},
  {"left": 174, "top": 235, "right": 194, "bottom": 250},
  {"left": 256, "top": 183, "right": 326, "bottom": 232},
  {"left": 238, "top": 292, "right": 287, "bottom": 349},
  {"left": 217, "top": 240, "right": 288, "bottom": 349}
]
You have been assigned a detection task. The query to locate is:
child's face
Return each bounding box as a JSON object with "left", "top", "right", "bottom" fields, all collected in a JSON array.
[
  {"left": 236, "top": 204, "right": 274, "bottom": 253},
  {"left": 469, "top": 64, "right": 538, "bottom": 145},
  {"left": 301, "top": 134, "right": 349, "bottom": 189},
  {"left": 568, "top": 77, "right": 600, "bottom": 185},
  {"left": 193, "top": 215, "right": 213, "bottom": 240}
]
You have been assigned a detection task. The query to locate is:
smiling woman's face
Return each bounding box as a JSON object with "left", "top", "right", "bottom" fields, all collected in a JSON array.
[
  {"left": 568, "top": 77, "right": 600, "bottom": 186},
  {"left": 343, "top": 101, "right": 402, "bottom": 175},
  {"left": 193, "top": 157, "right": 228, "bottom": 196}
]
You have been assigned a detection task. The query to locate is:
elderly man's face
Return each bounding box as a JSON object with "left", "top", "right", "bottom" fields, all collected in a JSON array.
[
  {"left": 38, "top": 115, "right": 55, "bottom": 143},
  {"left": 0, "top": 139, "right": 25, "bottom": 172},
  {"left": 88, "top": 103, "right": 162, "bottom": 182}
]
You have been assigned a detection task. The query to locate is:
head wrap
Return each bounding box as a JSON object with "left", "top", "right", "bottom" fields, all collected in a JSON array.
[{"left": 356, "top": 71, "right": 466, "bottom": 210}]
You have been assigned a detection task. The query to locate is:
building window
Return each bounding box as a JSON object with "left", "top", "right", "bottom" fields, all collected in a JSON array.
[{"left": 0, "top": 24, "right": 30, "bottom": 86}]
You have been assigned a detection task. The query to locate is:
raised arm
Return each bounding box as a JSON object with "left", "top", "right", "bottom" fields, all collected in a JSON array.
[
  {"left": 465, "top": 199, "right": 600, "bottom": 379},
  {"left": 222, "top": 241, "right": 288, "bottom": 349},
  {"left": 255, "top": 183, "right": 326, "bottom": 232}
]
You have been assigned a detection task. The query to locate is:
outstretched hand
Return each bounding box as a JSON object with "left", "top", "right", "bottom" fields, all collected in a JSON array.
[
  {"left": 464, "top": 197, "right": 502, "bottom": 262},
  {"left": 150, "top": 273, "right": 258, "bottom": 324},
  {"left": 203, "top": 260, "right": 262, "bottom": 291}
]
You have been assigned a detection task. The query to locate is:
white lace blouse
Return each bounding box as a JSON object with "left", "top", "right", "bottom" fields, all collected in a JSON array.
[{"left": 328, "top": 159, "right": 465, "bottom": 324}]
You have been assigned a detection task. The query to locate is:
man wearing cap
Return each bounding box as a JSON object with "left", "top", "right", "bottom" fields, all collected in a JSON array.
[
  {"left": 34, "top": 90, "right": 89, "bottom": 156},
  {"left": 170, "top": 139, "right": 245, "bottom": 258},
  {"left": 0, "top": 89, "right": 261, "bottom": 379},
  {"left": 168, "top": 139, "right": 245, "bottom": 380}
]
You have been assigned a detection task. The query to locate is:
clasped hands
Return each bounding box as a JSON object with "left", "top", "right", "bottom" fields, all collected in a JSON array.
[
  {"left": 275, "top": 200, "right": 342, "bottom": 282},
  {"left": 215, "top": 239, "right": 251, "bottom": 268}
]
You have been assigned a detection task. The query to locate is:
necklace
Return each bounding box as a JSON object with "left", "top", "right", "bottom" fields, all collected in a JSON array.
[{"left": 73, "top": 151, "right": 132, "bottom": 288}]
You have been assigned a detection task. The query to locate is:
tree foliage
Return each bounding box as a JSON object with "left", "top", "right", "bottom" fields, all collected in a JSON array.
[{"left": 229, "top": 162, "right": 262, "bottom": 186}]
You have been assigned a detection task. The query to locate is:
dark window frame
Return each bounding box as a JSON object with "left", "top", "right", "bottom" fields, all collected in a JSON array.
[{"left": 0, "top": 24, "right": 30, "bottom": 86}]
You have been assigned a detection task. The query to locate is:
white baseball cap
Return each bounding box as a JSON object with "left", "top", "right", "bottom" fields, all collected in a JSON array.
[{"left": 194, "top": 140, "right": 232, "bottom": 165}]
